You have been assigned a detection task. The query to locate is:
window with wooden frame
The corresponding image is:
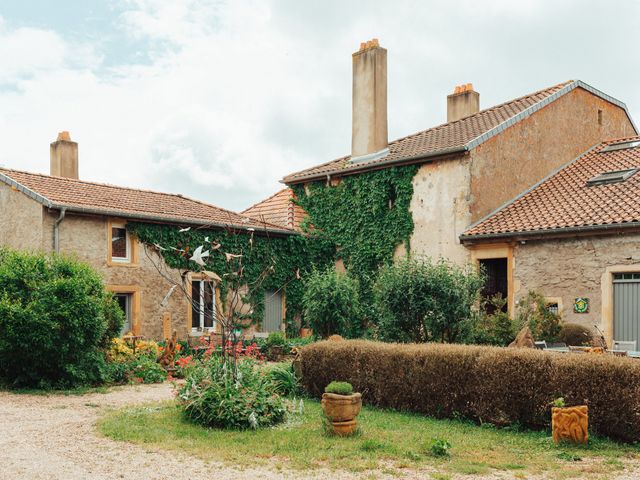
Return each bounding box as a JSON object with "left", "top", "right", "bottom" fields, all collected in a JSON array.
[
  {"left": 108, "top": 220, "right": 137, "bottom": 265},
  {"left": 107, "top": 285, "right": 141, "bottom": 336},
  {"left": 189, "top": 276, "right": 218, "bottom": 333}
]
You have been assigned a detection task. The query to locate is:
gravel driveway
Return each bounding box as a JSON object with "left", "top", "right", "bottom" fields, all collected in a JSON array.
[{"left": 0, "top": 384, "right": 638, "bottom": 480}]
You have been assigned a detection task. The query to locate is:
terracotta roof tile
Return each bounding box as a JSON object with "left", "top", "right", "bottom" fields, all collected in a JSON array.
[
  {"left": 242, "top": 188, "right": 306, "bottom": 231},
  {"left": 462, "top": 136, "right": 640, "bottom": 238},
  {"left": 0, "top": 168, "right": 294, "bottom": 234},
  {"left": 283, "top": 80, "right": 576, "bottom": 183}
]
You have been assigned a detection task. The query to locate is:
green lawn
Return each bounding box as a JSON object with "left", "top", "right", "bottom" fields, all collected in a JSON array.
[{"left": 98, "top": 399, "right": 639, "bottom": 478}]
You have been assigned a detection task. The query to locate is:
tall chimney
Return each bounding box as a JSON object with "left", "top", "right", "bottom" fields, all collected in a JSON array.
[
  {"left": 447, "top": 83, "right": 479, "bottom": 122},
  {"left": 351, "top": 39, "right": 388, "bottom": 161},
  {"left": 50, "top": 131, "right": 78, "bottom": 179}
]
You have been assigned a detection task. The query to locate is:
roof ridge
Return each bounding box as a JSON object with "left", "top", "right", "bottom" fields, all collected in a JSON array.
[
  {"left": 282, "top": 79, "right": 592, "bottom": 183},
  {"left": 388, "top": 80, "right": 576, "bottom": 146}
]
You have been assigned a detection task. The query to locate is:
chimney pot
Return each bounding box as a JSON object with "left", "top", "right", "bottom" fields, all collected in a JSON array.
[
  {"left": 351, "top": 39, "right": 388, "bottom": 161},
  {"left": 50, "top": 131, "right": 79, "bottom": 179},
  {"left": 57, "top": 131, "right": 71, "bottom": 142},
  {"left": 447, "top": 83, "right": 480, "bottom": 122}
]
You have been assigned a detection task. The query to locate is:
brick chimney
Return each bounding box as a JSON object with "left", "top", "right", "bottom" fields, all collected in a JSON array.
[
  {"left": 351, "top": 39, "right": 388, "bottom": 162},
  {"left": 50, "top": 131, "right": 78, "bottom": 179},
  {"left": 447, "top": 83, "right": 479, "bottom": 122}
]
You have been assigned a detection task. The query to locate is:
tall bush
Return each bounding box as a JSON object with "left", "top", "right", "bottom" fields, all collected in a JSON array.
[
  {"left": 374, "top": 257, "right": 483, "bottom": 343},
  {"left": 0, "top": 249, "right": 123, "bottom": 388},
  {"left": 302, "top": 267, "right": 361, "bottom": 338}
]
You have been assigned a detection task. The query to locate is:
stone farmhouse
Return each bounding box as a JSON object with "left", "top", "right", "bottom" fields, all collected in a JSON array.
[
  {"left": 0, "top": 133, "right": 296, "bottom": 340},
  {"left": 246, "top": 40, "right": 639, "bottom": 346}
]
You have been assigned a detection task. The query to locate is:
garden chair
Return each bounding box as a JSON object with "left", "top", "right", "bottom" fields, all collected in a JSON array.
[
  {"left": 534, "top": 341, "right": 547, "bottom": 350},
  {"left": 612, "top": 340, "right": 637, "bottom": 352}
]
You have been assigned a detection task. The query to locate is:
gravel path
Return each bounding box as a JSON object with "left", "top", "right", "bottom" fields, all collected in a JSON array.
[{"left": 0, "top": 383, "right": 638, "bottom": 480}]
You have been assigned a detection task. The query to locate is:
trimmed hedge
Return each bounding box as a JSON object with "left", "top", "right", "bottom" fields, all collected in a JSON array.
[{"left": 299, "top": 340, "right": 640, "bottom": 442}]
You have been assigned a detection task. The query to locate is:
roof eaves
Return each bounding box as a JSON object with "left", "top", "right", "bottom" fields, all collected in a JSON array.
[
  {"left": 0, "top": 171, "right": 54, "bottom": 208},
  {"left": 282, "top": 145, "right": 468, "bottom": 184},
  {"left": 50, "top": 204, "right": 298, "bottom": 236},
  {"left": 460, "top": 221, "right": 640, "bottom": 243}
]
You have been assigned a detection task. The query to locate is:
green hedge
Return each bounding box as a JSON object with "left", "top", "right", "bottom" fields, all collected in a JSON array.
[
  {"left": 299, "top": 340, "right": 640, "bottom": 442},
  {"left": 0, "top": 249, "right": 123, "bottom": 388}
]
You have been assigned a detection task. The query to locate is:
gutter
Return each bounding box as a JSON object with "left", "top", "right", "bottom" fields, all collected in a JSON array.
[
  {"left": 53, "top": 208, "right": 66, "bottom": 253},
  {"left": 460, "top": 221, "right": 640, "bottom": 243},
  {"left": 52, "top": 204, "right": 297, "bottom": 236}
]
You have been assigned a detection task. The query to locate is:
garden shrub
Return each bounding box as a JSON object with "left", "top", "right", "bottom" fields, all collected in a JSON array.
[
  {"left": 302, "top": 267, "right": 361, "bottom": 338},
  {"left": 0, "top": 249, "right": 123, "bottom": 388},
  {"left": 325, "top": 381, "right": 353, "bottom": 395},
  {"left": 266, "top": 362, "right": 300, "bottom": 396},
  {"left": 469, "top": 295, "right": 518, "bottom": 346},
  {"left": 177, "top": 357, "right": 286, "bottom": 429},
  {"left": 516, "top": 291, "right": 562, "bottom": 342},
  {"left": 300, "top": 339, "right": 640, "bottom": 442},
  {"left": 105, "top": 337, "right": 166, "bottom": 384},
  {"left": 374, "top": 257, "right": 483, "bottom": 343},
  {"left": 558, "top": 323, "right": 593, "bottom": 346}
]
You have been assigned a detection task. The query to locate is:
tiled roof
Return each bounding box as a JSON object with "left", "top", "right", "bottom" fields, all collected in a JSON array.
[
  {"left": 242, "top": 188, "right": 306, "bottom": 231},
  {"left": 282, "top": 80, "right": 635, "bottom": 184},
  {"left": 461, "top": 136, "right": 640, "bottom": 240},
  {"left": 0, "top": 168, "right": 295, "bottom": 234}
]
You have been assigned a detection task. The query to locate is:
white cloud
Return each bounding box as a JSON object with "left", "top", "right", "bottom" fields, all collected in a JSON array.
[{"left": 0, "top": 0, "right": 638, "bottom": 210}]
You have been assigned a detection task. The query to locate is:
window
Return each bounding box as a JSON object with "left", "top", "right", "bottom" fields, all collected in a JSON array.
[
  {"left": 586, "top": 168, "right": 638, "bottom": 186},
  {"left": 114, "top": 293, "right": 132, "bottom": 335},
  {"left": 191, "top": 279, "right": 216, "bottom": 332},
  {"left": 547, "top": 302, "right": 559, "bottom": 315},
  {"left": 600, "top": 140, "right": 640, "bottom": 153},
  {"left": 111, "top": 224, "right": 130, "bottom": 262}
]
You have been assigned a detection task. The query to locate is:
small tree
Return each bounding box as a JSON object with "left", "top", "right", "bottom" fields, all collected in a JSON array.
[
  {"left": 302, "top": 267, "right": 361, "bottom": 338},
  {"left": 0, "top": 249, "right": 123, "bottom": 388},
  {"left": 515, "top": 291, "right": 562, "bottom": 341},
  {"left": 374, "top": 256, "right": 483, "bottom": 343}
]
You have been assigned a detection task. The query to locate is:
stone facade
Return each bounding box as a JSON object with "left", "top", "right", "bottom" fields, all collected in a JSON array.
[
  {"left": 512, "top": 233, "right": 640, "bottom": 342},
  {"left": 409, "top": 87, "right": 635, "bottom": 264},
  {"left": 0, "top": 182, "right": 45, "bottom": 250}
]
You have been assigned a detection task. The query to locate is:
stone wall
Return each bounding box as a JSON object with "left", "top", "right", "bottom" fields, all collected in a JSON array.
[
  {"left": 409, "top": 156, "right": 472, "bottom": 263},
  {"left": 513, "top": 233, "right": 640, "bottom": 336},
  {"left": 51, "top": 212, "right": 191, "bottom": 340},
  {"left": 0, "top": 182, "right": 44, "bottom": 251}
]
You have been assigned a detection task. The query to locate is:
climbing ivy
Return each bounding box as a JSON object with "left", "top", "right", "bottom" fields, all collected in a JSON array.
[
  {"left": 126, "top": 223, "right": 331, "bottom": 335},
  {"left": 292, "top": 165, "right": 418, "bottom": 326},
  {"left": 127, "top": 164, "right": 417, "bottom": 336}
]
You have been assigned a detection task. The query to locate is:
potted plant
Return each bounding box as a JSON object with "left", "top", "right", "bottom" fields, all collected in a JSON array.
[
  {"left": 551, "top": 397, "right": 589, "bottom": 445},
  {"left": 321, "top": 381, "right": 362, "bottom": 436},
  {"left": 264, "top": 331, "right": 286, "bottom": 361}
]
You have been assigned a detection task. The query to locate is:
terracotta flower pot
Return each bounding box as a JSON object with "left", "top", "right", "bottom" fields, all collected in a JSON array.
[
  {"left": 552, "top": 405, "right": 589, "bottom": 445},
  {"left": 321, "top": 392, "right": 362, "bottom": 436},
  {"left": 300, "top": 328, "right": 313, "bottom": 338}
]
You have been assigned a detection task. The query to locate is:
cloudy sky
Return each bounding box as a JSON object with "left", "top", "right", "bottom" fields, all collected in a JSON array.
[{"left": 1, "top": 0, "right": 639, "bottom": 211}]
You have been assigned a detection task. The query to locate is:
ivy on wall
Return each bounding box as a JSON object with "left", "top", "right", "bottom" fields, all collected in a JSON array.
[
  {"left": 126, "top": 222, "right": 331, "bottom": 334},
  {"left": 292, "top": 165, "right": 419, "bottom": 325},
  {"left": 128, "top": 164, "right": 418, "bottom": 335}
]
